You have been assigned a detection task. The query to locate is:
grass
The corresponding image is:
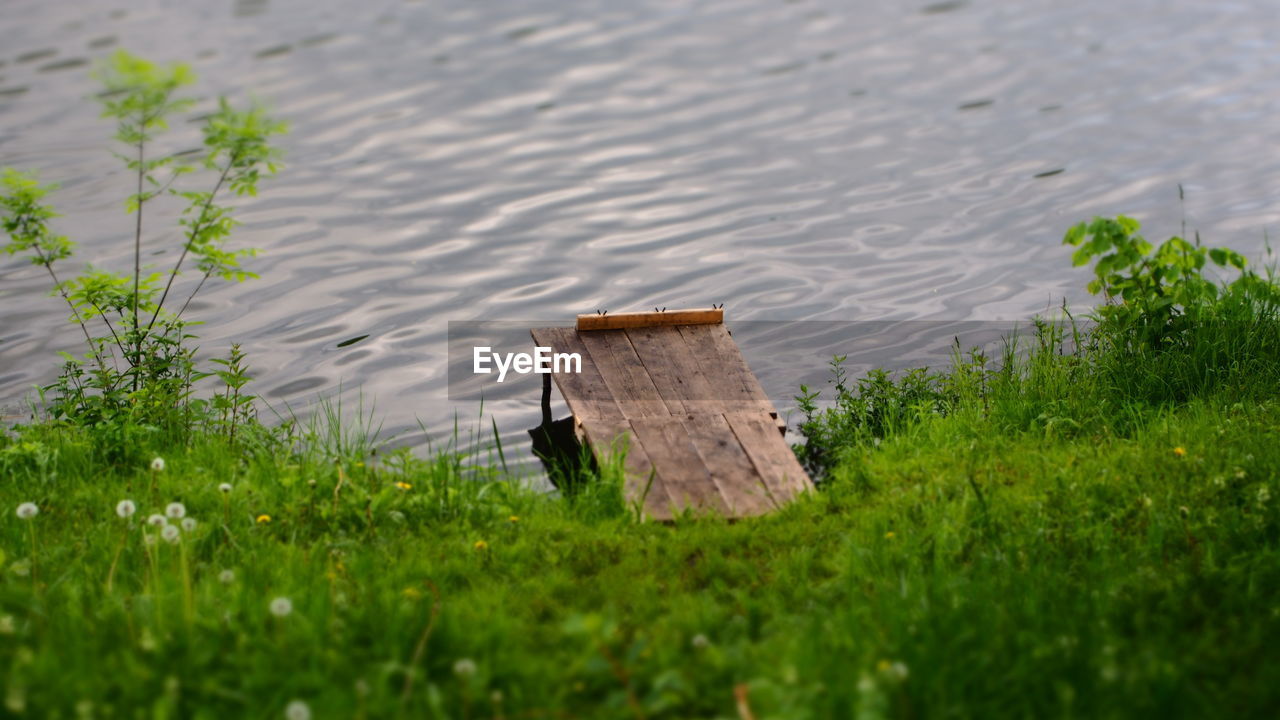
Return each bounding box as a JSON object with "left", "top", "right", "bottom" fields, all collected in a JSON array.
[
  {"left": 3, "top": 347, "right": 1278, "bottom": 718},
  {"left": 3, "top": 235, "right": 1280, "bottom": 717}
]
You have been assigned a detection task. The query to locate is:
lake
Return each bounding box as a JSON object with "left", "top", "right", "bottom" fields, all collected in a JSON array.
[{"left": 2, "top": 0, "right": 1277, "bottom": 461}]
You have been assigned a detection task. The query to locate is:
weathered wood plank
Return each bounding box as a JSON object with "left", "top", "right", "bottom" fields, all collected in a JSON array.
[
  {"left": 629, "top": 416, "right": 731, "bottom": 518},
  {"left": 676, "top": 323, "right": 780, "bottom": 421},
  {"left": 680, "top": 413, "right": 775, "bottom": 517},
  {"left": 623, "top": 326, "right": 720, "bottom": 415},
  {"left": 725, "top": 411, "right": 813, "bottom": 502},
  {"left": 578, "top": 329, "right": 672, "bottom": 418},
  {"left": 530, "top": 327, "right": 624, "bottom": 423},
  {"left": 577, "top": 308, "right": 722, "bottom": 332},
  {"left": 579, "top": 419, "right": 670, "bottom": 521}
]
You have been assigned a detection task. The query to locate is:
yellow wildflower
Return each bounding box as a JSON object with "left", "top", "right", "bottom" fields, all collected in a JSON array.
[
  {"left": 1173, "top": 447, "right": 1186, "bottom": 457},
  {"left": 474, "top": 540, "right": 488, "bottom": 551},
  {"left": 256, "top": 514, "right": 272, "bottom": 524},
  {"left": 403, "top": 587, "right": 422, "bottom": 600},
  {"left": 884, "top": 531, "right": 895, "bottom": 539},
  {"left": 508, "top": 515, "right": 520, "bottom": 524},
  {"left": 395, "top": 481, "right": 412, "bottom": 491}
]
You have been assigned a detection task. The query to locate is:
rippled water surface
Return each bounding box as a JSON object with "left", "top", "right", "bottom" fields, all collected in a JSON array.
[{"left": 3, "top": 0, "right": 1278, "bottom": 454}]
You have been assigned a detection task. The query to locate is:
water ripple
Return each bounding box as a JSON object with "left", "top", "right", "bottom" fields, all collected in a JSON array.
[{"left": 2, "top": 0, "right": 1278, "bottom": 459}]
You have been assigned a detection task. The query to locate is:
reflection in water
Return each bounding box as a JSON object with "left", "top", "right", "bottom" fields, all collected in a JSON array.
[{"left": 1, "top": 0, "right": 1278, "bottom": 464}]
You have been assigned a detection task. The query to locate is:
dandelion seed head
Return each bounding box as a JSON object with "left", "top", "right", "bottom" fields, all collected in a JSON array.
[
  {"left": 165, "top": 502, "right": 186, "bottom": 520},
  {"left": 879, "top": 660, "right": 909, "bottom": 682},
  {"left": 15, "top": 502, "right": 38, "bottom": 520},
  {"left": 284, "top": 700, "right": 311, "bottom": 720},
  {"left": 144, "top": 534, "right": 158, "bottom": 547},
  {"left": 181, "top": 517, "right": 197, "bottom": 532},
  {"left": 218, "top": 483, "right": 232, "bottom": 494},
  {"left": 151, "top": 457, "right": 165, "bottom": 472},
  {"left": 147, "top": 514, "right": 167, "bottom": 527},
  {"left": 218, "top": 569, "right": 235, "bottom": 584},
  {"left": 270, "top": 596, "right": 293, "bottom": 617},
  {"left": 161, "top": 524, "right": 181, "bottom": 544},
  {"left": 453, "top": 658, "right": 477, "bottom": 678},
  {"left": 116, "top": 499, "right": 137, "bottom": 518},
  {"left": 691, "top": 633, "right": 710, "bottom": 649}
]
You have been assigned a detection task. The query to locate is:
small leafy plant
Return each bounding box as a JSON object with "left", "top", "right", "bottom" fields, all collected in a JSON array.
[
  {"left": 1062, "top": 215, "right": 1253, "bottom": 347},
  {"left": 1, "top": 50, "right": 286, "bottom": 448}
]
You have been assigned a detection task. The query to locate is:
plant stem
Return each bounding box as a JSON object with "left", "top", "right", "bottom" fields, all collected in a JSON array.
[
  {"left": 28, "top": 520, "right": 39, "bottom": 595},
  {"left": 34, "top": 249, "right": 107, "bottom": 373},
  {"left": 132, "top": 135, "right": 145, "bottom": 390},
  {"left": 180, "top": 541, "right": 194, "bottom": 630},
  {"left": 105, "top": 525, "right": 128, "bottom": 593},
  {"left": 147, "top": 159, "right": 234, "bottom": 334}
]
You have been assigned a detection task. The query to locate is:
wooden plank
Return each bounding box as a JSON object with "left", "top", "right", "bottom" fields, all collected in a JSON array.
[
  {"left": 725, "top": 411, "right": 813, "bottom": 502},
  {"left": 623, "top": 326, "right": 721, "bottom": 415},
  {"left": 580, "top": 419, "right": 671, "bottom": 521},
  {"left": 676, "top": 323, "right": 780, "bottom": 420},
  {"left": 530, "top": 327, "right": 624, "bottom": 423},
  {"left": 680, "top": 413, "right": 775, "bottom": 517},
  {"left": 577, "top": 329, "right": 673, "bottom": 418},
  {"left": 630, "top": 416, "right": 731, "bottom": 518},
  {"left": 577, "top": 308, "right": 722, "bottom": 332}
]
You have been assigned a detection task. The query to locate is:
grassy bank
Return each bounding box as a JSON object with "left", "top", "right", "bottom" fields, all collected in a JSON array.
[
  {"left": 3, "top": 218, "right": 1280, "bottom": 719},
  {"left": 2, "top": 375, "right": 1278, "bottom": 718}
]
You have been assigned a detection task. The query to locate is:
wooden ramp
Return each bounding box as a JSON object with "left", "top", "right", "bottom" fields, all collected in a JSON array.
[{"left": 531, "top": 308, "right": 812, "bottom": 520}]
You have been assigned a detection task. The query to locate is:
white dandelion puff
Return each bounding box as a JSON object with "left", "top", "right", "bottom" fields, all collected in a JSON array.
[
  {"left": 161, "top": 524, "right": 181, "bottom": 544},
  {"left": 150, "top": 457, "right": 165, "bottom": 472},
  {"left": 270, "top": 596, "right": 293, "bottom": 617},
  {"left": 181, "top": 517, "right": 197, "bottom": 532},
  {"left": 284, "top": 700, "right": 311, "bottom": 720},
  {"left": 453, "top": 658, "right": 477, "bottom": 678},
  {"left": 116, "top": 499, "right": 137, "bottom": 518},
  {"left": 147, "top": 514, "right": 167, "bottom": 527},
  {"left": 691, "top": 633, "right": 710, "bottom": 649},
  {"left": 218, "top": 482, "right": 232, "bottom": 494},
  {"left": 165, "top": 502, "right": 186, "bottom": 519},
  {"left": 218, "top": 569, "right": 235, "bottom": 584},
  {"left": 144, "top": 533, "right": 158, "bottom": 547},
  {"left": 16, "top": 502, "right": 38, "bottom": 519}
]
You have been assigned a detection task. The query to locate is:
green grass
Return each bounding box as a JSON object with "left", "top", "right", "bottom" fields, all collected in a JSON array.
[
  {"left": 3, "top": 231, "right": 1280, "bottom": 718},
  {"left": 2, "top": 356, "right": 1279, "bottom": 718}
]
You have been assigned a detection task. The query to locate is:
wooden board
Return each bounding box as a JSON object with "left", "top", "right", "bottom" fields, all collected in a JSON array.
[
  {"left": 530, "top": 327, "right": 624, "bottom": 423},
  {"left": 577, "top": 308, "right": 722, "bottom": 332},
  {"left": 677, "top": 323, "right": 783, "bottom": 429},
  {"left": 531, "top": 311, "right": 812, "bottom": 520},
  {"left": 576, "top": 329, "right": 671, "bottom": 418}
]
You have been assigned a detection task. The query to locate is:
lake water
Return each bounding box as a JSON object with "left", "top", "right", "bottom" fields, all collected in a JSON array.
[{"left": 2, "top": 0, "right": 1278, "bottom": 462}]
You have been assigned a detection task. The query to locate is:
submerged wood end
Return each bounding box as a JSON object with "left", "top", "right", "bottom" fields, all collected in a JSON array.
[{"left": 576, "top": 308, "right": 723, "bottom": 332}]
